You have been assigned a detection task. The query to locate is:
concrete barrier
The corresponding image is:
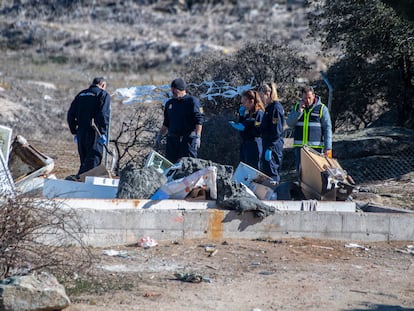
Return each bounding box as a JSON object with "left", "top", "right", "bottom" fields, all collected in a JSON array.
[{"left": 38, "top": 199, "right": 414, "bottom": 246}]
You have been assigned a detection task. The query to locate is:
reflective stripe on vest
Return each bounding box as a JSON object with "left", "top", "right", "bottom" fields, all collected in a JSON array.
[{"left": 292, "top": 102, "right": 324, "bottom": 149}]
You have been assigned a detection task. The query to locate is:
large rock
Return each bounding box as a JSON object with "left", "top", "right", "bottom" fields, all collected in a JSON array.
[
  {"left": 0, "top": 272, "right": 70, "bottom": 311},
  {"left": 116, "top": 164, "right": 167, "bottom": 199}
]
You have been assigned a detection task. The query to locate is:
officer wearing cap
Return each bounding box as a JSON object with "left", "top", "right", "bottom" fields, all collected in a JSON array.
[
  {"left": 67, "top": 77, "right": 110, "bottom": 179},
  {"left": 156, "top": 78, "right": 204, "bottom": 163}
]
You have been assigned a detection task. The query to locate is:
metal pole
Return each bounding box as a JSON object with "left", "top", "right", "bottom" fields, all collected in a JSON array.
[
  {"left": 320, "top": 71, "right": 333, "bottom": 111},
  {"left": 105, "top": 107, "right": 111, "bottom": 167}
]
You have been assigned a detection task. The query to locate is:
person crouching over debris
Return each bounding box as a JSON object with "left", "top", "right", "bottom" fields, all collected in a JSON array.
[
  {"left": 258, "top": 82, "right": 285, "bottom": 184},
  {"left": 67, "top": 77, "right": 111, "bottom": 180},
  {"left": 156, "top": 78, "right": 204, "bottom": 163},
  {"left": 286, "top": 86, "right": 332, "bottom": 176},
  {"left": 230, "top": 90, "right": 265, "bottom": 170}
]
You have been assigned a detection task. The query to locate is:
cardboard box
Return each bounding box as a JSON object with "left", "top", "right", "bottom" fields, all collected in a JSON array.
[
  {"left": 300, "top": 146, "right": 353, "bottom": 201},
  {"left": 8, "top": 135, "right": 54, "bottom": 183}
]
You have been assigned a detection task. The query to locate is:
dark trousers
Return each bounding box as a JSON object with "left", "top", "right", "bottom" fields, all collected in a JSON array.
[
  {"left": 262, "top": 138, "right": 284, "bottom": 182},
  {"left": 240, "top": 140, "right": 259, "bottom": 170},
  {"left": 77, "top": 129, "right": 103, "bottom": 176},
  {"left": 166, "top": 135, "right": 197, "bottom": 163}
]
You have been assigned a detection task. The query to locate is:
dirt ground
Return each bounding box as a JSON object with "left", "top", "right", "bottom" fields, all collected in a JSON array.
[{"left": 62, "top": 238, "right": 414, "bottom": 311}]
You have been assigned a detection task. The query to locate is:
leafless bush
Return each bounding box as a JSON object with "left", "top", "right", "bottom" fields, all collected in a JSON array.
[
  {"left": 111, "top": 104, "right": 163, "bottom": 173},
  {"left": 0, "top": 196, "right": 95, "bottom": 279}
]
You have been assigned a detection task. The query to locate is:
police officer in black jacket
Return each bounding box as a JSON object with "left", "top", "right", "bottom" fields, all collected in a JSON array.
[
  {"left": 157, "top": 78, "right": 204, "bottom": 163},
  {"left": 67, "top": 77, "right": 110, "bottom": 178}
]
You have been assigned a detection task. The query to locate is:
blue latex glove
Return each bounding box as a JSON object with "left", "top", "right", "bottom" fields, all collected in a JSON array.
[
  {"left": 265, "top": 149, "right": 272, "bottom": 161},
  {"left": 99, "top": 134, "right": 107, "bottom": 145},
  {"left": 239, "top": 106, "right": 246, "bottom": 116},
  {"left": 73, "top": 135, "right": 78, "bottom": 143},
  {"left": 229, "top": 121, "right": 245, "bottom": 131}
]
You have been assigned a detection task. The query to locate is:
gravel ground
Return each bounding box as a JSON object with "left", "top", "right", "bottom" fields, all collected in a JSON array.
[{"left": 62, "top": 238, "right": 414, "bottom": 311}]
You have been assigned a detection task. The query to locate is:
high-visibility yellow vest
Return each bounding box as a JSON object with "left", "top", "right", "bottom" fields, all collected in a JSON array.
[{"left": 292, "top": 102, "right": 325, "bottom": 149}]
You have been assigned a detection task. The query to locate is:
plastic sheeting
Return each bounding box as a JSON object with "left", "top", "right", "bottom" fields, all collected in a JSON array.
[
  {"left": 151, "top": 166, "right": 217, "bottom": 200},
  {"left": 113, "top": 80, "right": 254, "bottom": 106}
]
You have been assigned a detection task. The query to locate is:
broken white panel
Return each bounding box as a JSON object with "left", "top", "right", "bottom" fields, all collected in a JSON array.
[
  {"left": 0, "top": 150, "right": 15, "bottom": 198},
  {"left": 84, "top": 176, "right": 119, "bottom": 187},
  {"left": 43, "top": 178, "right": 118, "bottom": 199},
  {"left": 145, "top": 149, "right": 174, "bottom": 174},
  {"left": 233, "top": 162, "right": 270, "bottom": 184},
  {"left": 232, "top": 162, "right": 275, "bottom": 199},
  {"left": 0, "top": 124, "right": 12, "bottom": 161}
]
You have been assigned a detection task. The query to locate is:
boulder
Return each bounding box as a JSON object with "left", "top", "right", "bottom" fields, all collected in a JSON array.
[
  {"left": 116, "top": 164, "right": 167, "bottom": 199},
  {"left": 0, "top": 272, "right": 70, "bottom": 311}
]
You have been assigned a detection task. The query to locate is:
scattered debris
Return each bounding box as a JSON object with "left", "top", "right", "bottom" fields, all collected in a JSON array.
[
  {"left": 174, "top": 272, "right": 211, "bottom": 283},
  {"left": 203, "top": 245, "right": 216, "bottom": 253},
  {"left": 345, "top": 243, "right": 369, "bottom": 251},
  {"left": 254, "top": 238, "right": 284, "bottom": 244},
  {"left": 138, "top": 236, "right": 158, "bottom": 248},
  {"left": 311, "top": 245, "right": 334, "bottom": 250},
  {"left": 208, "top": 249, "right": 218, "bottom": 257},
  {"left": 143, "top": 292, "right": 161, "bottom": 298},
  {"left": 102, "top": 250, "right": 130, "bottom": 258},
  {"left": 395, "top": 245, "right": 414, "bottom": 255}
]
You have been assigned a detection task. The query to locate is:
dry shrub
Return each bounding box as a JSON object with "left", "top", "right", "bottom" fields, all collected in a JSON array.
[
  {"left": 0, "top": 196, "right": 95, "bottom": 279},
  {"left": 111, "top": 104, "right": 163, "bottom": 173}
]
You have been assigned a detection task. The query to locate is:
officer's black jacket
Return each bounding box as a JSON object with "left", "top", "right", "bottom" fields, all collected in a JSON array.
[
  {"left": 162, "top": 94, "right": 203, "bottom": 136},
  {"left": 67, "top": 85, "right": 111, "bottom": 136},
  {"left": 239, "top": 110, "right": 264, "bottom": 141}
]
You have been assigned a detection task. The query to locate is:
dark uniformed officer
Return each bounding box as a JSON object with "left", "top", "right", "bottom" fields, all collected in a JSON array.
[
  {"left": 230, "top": 90, "right": 265, "bottom": 170},
  {"left": 258, "top": 82, "right": 285, "bottom": 184},
  {"left": 157, "top": 78, "right": 204, "bottom": 163},
  {"left": 286, "top": 86, "right": 332, "bottom": 175},
  {"left": 67, "top": 77, "right": 111, "bottom": 178}
]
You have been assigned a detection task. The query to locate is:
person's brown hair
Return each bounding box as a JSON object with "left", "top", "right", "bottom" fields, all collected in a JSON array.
[
  {"left": 241, "top": 90, "right": 265, "bottom": 113},
  {"left": 301, "top": 86, "right": 315, "bottom": 95}
]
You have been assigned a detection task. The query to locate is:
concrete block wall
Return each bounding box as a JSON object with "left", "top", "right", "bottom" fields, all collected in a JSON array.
[{"left": 69, "top": 209, "right": 414, "bottom": 247}]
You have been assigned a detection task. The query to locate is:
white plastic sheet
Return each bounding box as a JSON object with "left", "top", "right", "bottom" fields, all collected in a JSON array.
[
  {"left": 151, "top": 166, "right": 217, "bottom": 200},
  {"left": 113, "top": 84, "right": 170, "bottom": 105},
  {"left": 113, "top": 80, "right": 254, "bottom": 106}
]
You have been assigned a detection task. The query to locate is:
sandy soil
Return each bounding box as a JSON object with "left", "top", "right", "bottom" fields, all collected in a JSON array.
[{"left": 62, "top": 238, "right": 414, "bottom": 311}]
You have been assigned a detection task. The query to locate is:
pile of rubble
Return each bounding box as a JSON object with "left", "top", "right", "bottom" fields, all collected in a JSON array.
[{"left": 2, "top": 123, "right": 358, "bottom": 220}]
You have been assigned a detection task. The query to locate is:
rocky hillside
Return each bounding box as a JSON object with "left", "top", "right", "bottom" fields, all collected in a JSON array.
[
  {"left": 0, "top": 0, "right": 413, "bottom": 209},
  {"left": 0, "top": 0, "right": 321, "bottom": 140}
]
